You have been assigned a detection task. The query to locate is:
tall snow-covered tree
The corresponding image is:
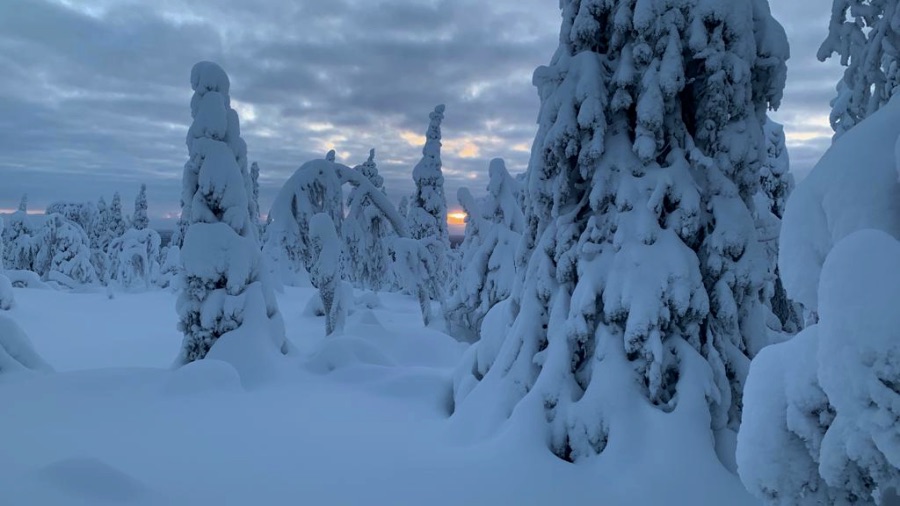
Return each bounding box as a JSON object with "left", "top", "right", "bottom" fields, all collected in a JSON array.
[
  {"left": 342, "top": 149, "right": 390, "bottom": 292},
  {"left": 250, "top": 161, "right": 262, "bottom": 236},
  {"left": 407, "top": 104, "right": 450, "bottom": 302},
  {"left": 132, "top": 184, "right": 149, "bottom": 230},
  {"left": 108, "top": 192, "right": 127, "bottom": 241},
  {"left": 177, "top": 61, "right": 288, "bottom": 364},
  {"left": 17, "top": 194, "right": 27, "bottom": 213},
  {"left": 446, "top": 158, "right": 524, "bottom": 339},
  {"left": 818, "top": 0, "right": 900, "bottom": 137},
  {"left": 0, "top": 218, "right": 14, "bottom": 310},
  {"left": 452, "top": 0, "right": 789, "bottom": 465}
]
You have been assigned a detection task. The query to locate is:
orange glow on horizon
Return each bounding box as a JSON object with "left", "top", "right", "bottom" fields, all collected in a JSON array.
[{"left": 447, "top": 211, "right": 467, "bottom": 226}]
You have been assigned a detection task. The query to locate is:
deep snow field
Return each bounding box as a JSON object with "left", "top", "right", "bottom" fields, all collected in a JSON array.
[{"left": 0, "top": 286, "right": 754, "bottom": 505}]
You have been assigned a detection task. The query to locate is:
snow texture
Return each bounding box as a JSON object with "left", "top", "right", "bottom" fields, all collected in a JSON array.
[{"left": 779, "top": 94, "right": 900, "bottom": 317}]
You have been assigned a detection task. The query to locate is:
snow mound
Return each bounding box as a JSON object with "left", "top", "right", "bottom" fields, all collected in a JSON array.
[
  {"left": 162, "top": 358, "right": 242, "bottom": 396},
  {"left": 0, "top": 274, "right": 13, "bottom": 310},
  {"left": 780, "top": 95, "right": 900, "bottom": 313},
  {"left": 306, "top": 336, "right": 397, "bottom": 374},
  {"left": 302, "top": 291, "right": 325, "bottom": 317},
  {"left": 0, "top": 314, "right": 52, "bottom": 374},
  {"left": 35, "top": 457, "right": 156, "bottom": 504},
  {"left": 348, "top": 308, "right": 384, "bottom": 329}
]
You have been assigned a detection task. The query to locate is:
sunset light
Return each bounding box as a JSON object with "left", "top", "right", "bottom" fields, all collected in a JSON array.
[{"left": 447, "top": 211, "right": 467, "bottom": 226}]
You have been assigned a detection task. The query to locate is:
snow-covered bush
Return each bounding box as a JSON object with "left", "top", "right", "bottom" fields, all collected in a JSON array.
[
  {"left": 33, "top": 214, "right": 97, "bottom": 286},
  {"left": 407, "top": 105, "right": 450, "bottom": 302},
  {"left": 1, "top": 210, "right": 37, "bottom": 272},
  {"left": 176, "top": 61, "right": 288, "bottom": 364},
  {"left": 308, "top": 213, "right": 347, "bottom": 336},
  {"left": 342, "top": 149, "right": 391, "bottom": 292},
  {"left": 157, "top": 245, "right": 180, "bottom": 290},
  {"left": 0, "top": 314, "right": 52, "bottom": 374},
  {"left": 108, "top": 228, "right": 161, "bottom": 290},
  {"left": 818, "top": 0, "right": 900, "bottom": 137},
  {"left": 451, "top": 0, "right": 789, "bottom": 465},
  {"left": 132, "top": 184, "right": 149, "bottom": 230},
  {"left": 445, "top": 159, "right": 524, "bottom": 340}
]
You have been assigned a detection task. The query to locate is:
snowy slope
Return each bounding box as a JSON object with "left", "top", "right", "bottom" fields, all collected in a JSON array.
[{"left": 0, "top": 287, "right": 758, "bottom": 505}]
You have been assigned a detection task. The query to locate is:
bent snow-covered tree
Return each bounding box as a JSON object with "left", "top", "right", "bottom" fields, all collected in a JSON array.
[
  {"left": 309, "top": 213, "right": 348, "bottom": 336},
  {"left": 818, "top": 0, "right": 900, "bottom": 137},
  {"left": 452, "top": 0, "right": 789, "bottom": 463},
  {"left": 264, "top": 157, "right": 406, "bottom": 286},
  {"left": 176, "top": 61, "right": 288, "bottom": 364},
  {"left": 446, "top": 158, "right": 524, "bottom": 339},
  {"left": 342, "top": 149, "right": 391, "bottom": 292},
  {"left": 407, "top": 105, "right": 450, "bottom": 302}
]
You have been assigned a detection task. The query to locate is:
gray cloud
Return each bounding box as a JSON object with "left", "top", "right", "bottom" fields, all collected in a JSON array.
[{"left": 0, "top": 0, "right": 844, "bottom": 227}]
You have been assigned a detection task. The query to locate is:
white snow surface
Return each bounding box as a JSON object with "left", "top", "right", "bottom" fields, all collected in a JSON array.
[
  {"left": 779, "top": 94, "right": 900, "bottom": 313},
  {"left": 0, "top": 285, "right": 757, "bottom": 505}
]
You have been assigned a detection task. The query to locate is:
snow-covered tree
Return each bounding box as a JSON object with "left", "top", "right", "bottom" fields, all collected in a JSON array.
[
  {"left": 308, "top": 213, "right": 347, "bottom": 335},
  {"left": 33, "top": 214, "right": 97, "bottom": 286},
  {"left": 0, "top": 218, "right": 15, "bottom": 310},
  {"left": 250, "top": 161, "right": 262, "bottom": 236},
  {"left": 818, "top": 0, "right": 900, "bottom": 137},
  {"left": 108, "top": 228, "right": 161, "bottom": 289},
  {"left": 390, "top": 237, "right": 438, "bottom": 326},
  {"left": 264, "top": 158, "right": 406, "bottom": 287},
  {"left": 45, "top": 201, "right": 98, "bottom": 239},
  {"left": 445, "top": 158, "right": 524, "bottom": 339},
  {"left": 398, "top": 196, "right": 409, "bottom": 223},
  {"left": 17, "top": 194, "right": 27, "bottom": 213},
  {"left": 739, "top": 87, "right": 900, "bottom": 506},
  {"left": 106, "top": 192, "right": 128, "bottom": 241},
  {"left": 177, "top": 61, "right": 288, "bottom": 364},
  {"left": 2, "top": 210, "right": 37, "bottom": 272},
  {"left": 407, "top": 104, "right": 450, "bottom": 304},
  {"left": 132, "top": 184, "right": 149, "bottom": 230},
  {"left": 157, "top": 245, "right": 180, "bottom": 290},
  {"left": 451, "top": 0, "right": 789, "bottom": 465},
  {"left": 342, "top": 149, "right": 391, "bottom": 292},
  {"left": 326, "top": 149, "right": 336, "bottom": 162},
  {"left": 755, "top": 119, "right": 801, "bottom": 334}
]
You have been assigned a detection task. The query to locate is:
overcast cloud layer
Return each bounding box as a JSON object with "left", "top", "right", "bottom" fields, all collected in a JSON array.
[{"left": 0, "top": 0, "right": 843, "bottom": 227}]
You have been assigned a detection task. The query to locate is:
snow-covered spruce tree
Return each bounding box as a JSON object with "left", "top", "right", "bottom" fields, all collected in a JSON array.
[
  {"left": 407, "top": 105, "right": 450, "bottom": 303},
  {"left": 250, "top": 161, "right": 262, "bottom": 236},
  {"left": 309, "top": 213, "right": 347, "bottom": 335},
  {"left": 342, "top": 149, "right": 391, "bottom": 292},
  {"left": 108, "top": 192, "right": 127, "bottom": 241},
  {"left": 132, "top": 184, "right": 149, "bottom": 230},
  {"left": 818, "top": 0, "right": 900, "bottom": 138},
  {"left": 17, "top": 194, "right": 27, "bottom": 213},
  {"left": 176, "top": 61, "right": 288, "bottom": 364},
  {"left": 397, "top": 195, "right": 409, "bottom": 223},
  {"left": 33, "top": 214, "right": 98, "bottom": 286},
  {"left": 446, "top": 158, "right": 524, "bottom": 339},
  {"left": 391, "top": 237, "right": 439, "bottom": 326},
  {"left": 452, "top": 0, "right": 789, "bottom": 463},
  {"left": 754, "top": 119, "right": 801, "bottom": 334}
]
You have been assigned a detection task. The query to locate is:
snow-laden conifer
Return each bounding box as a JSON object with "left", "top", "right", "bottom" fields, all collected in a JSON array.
[
  {"left": 452, "top": 0, "right": 789, "bottom": 464},
  {"left": 176, "top": 61, "right": 288, "bottom": 363},
  {"left": 132, "top": 184, "right": 149, "bottom": 230}
]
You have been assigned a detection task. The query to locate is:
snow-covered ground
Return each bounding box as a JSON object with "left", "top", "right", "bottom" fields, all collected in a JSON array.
[{"left": 0, "top": 287, "right": 754, "bottom": 505}]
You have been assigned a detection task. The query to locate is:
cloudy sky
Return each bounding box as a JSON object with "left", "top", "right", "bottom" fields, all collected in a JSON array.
[{"left": 0, "top": 0, "right": 841, "bottom": 229}]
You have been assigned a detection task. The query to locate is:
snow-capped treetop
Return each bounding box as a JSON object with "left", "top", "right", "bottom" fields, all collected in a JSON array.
[
  {"left": 818, "top": 0, "right": 900, "bottom": 137},
  {"left": 190, "top": 61, "right": 230, "bottom": 97},
  {"left": 326, "top": 150, "right": 336, "bottom": 163},
  {"left": 409, "top": 104, "right": 449, "bottom": 244},
  {"left": 132, "top": 184, "right": 149, "bottom": 231},
  {"left": 484, "top": 158, "right": 524, "bottom": 233},
  {"left": 358, "top": 149, "right": 383, "bottom": 190},
  {"left": 17, "top": 194, "right": 27, "bottom": 213},
  {"left": 109, "top": 192, "right": 127, "bottom": 238}
]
